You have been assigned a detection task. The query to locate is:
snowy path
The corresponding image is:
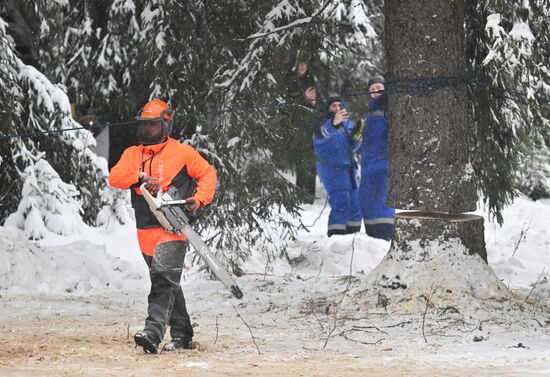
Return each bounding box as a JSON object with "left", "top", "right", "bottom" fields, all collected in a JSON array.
[
  {"left": 1, "top": 275, "right": 549, "bottom": 376},
  {"left": 1, "top": 195, "right": 549, "bottom": 375}
]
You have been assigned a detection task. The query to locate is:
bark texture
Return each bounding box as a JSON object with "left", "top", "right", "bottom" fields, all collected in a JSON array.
[{"left": 385, "top": 0, "right": 477, "bottom": 212}]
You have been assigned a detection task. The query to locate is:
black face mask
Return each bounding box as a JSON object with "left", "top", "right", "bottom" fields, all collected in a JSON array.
[
  {"left": 370, "top": 93, "right": 386, "bottom": 110},
  {"left": 137, "top": 121, "right": 165, "bottom": 145}
]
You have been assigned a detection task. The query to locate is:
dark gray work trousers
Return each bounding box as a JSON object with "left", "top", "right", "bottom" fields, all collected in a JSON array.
[{"left": 141, "top": 240, "right": 193, "bottom": 343}]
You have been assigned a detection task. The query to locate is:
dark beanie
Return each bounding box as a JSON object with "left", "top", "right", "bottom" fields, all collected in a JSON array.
[
  {"left": 368, "top": 75, "right": 385, "bottom": 88},
  {"left": 326, "top": 92, "right": 342, "bottom": 109}
]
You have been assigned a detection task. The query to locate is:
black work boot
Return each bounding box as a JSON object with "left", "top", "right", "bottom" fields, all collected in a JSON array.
[
  {"left": 134, "top": 330, "right": 159, "bottom": 354},
  {"left": 162, "top": 336, "right": 193, "bottom": 352}
]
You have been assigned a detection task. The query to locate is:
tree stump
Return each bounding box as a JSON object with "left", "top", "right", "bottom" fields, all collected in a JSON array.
[
  {"left": 366, "top": 212, "right": 507, "bottom": 298},
  {"left": 391, "top": 212, "right": 487, "bottom": 262}
]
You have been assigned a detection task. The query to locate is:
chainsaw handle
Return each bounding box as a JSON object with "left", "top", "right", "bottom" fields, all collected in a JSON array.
[
  {"left": 159, "top": 199, "right": 188, "bottom": 208},
  {"left": 139, "top": 182, "right": 162, "bottom": 197}
]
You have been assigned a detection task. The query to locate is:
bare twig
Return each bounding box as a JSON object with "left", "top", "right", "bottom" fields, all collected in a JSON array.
[
  {"left": 512, "top": 218, "right": 533, "bottom": 256},
  {"left": 263, "top": 254, "right": 271, "bottom": 281},
  {"left": 421, "top": 285, "right": 437, "bottom": 343},
  {"left": 343, "top": 333, "right": 384, "bottom": 345},
  {"left": 214, "top": 315, "right": 219, "bottom": 344},
  {"left": 322, "top": 294, "right": 350, "bottom": 349},
  {"left": 530, "top": 290, "right": 547, "bottom": 314},
  {"left": 314, "top": 260, "right": 324, "bottom": 287},
  {"left": 349, "top": 232, "right": 357, "bottom": 278},
  {"left": 303, "top": 198, "right": 328, "bottom": 229},
  {"left": 310, "top": 309, "right": 325, "bottom": 331},
  {"left": 322, "top": 234, "right": 358, "bottom": 349},
  {"left": 351, "top": 326, "right": 388, "bottom": 334},
  {"left": 383, "top": 320, "right": 413, "bottom": 328},
  {"left": 322, "top": 311, "right": 339, "bottom": 349},
  {"left": 230, "top": 301, "right": 261, "bottom": 355},
  {"left": 519, "top": 268, "right": 546, "bottom": 309},
  {"left": 244, "top": 272, "right": 276, "bottom": 276}
]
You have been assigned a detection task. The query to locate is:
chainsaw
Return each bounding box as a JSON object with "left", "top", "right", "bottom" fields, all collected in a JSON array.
[{"left": 140, "top": 183, "right": 243, "bottom": 299}]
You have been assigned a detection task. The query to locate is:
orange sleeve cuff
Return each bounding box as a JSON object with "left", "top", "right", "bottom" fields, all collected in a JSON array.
[{"left": 186, "top": 148, "right": 217, "bottom": 205}]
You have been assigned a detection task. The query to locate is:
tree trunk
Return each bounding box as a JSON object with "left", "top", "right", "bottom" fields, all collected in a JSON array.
[
  {"left": 385, "top": 0, "right": 477, "bottom": 212},
  {"left": 367, "top": 0, "right": 499, "bottom": 297}
]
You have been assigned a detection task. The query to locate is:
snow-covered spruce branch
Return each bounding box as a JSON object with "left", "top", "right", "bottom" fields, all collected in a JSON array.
[
  {"left": 246, "top": 15, "right": 312, "bottom": 40},
  {"left": 246, "top": 0, "right": 334, "bottom": 40},
  {"left": 219, "top": 1, "right": 321, "bottom": 91}
]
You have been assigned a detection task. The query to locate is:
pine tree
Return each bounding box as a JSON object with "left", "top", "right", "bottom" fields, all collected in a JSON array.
[
  {"left": 466, "top": 0, "right": 550, "bottom": 222},
  {"left": 0, "top": 17, "right": 24, "bottom": 221},
  {"left": 32, "top": 0, "right": 146, "bottom": 224},
  {"left": 0, "top": 3, "right": 115, "bottom": 235}
]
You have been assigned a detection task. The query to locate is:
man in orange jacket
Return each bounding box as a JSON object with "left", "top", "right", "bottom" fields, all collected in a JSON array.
[{"left": 109, "top": 99, "right": 217, "bottom": 354}]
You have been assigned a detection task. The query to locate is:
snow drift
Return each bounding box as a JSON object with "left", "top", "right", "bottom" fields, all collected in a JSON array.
[{"left": 0, "top": 226, "right": 147, "bottom": 294}]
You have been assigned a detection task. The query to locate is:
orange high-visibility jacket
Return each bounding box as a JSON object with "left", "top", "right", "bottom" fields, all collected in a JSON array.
[{"left": 109, "top": 138, "right": 217, "bottom": 229}]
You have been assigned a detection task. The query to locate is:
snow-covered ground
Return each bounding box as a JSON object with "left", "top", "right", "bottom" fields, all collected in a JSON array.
[{"left": 0, "top": 192, "right": 549, "bottom": 376}]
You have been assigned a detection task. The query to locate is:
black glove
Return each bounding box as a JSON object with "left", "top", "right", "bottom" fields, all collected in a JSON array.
[
  {"left": 139, "top": 176, "right": 160, "bottom": 196},
  {"left": 184, "top": 197, "right": 201, "bottom": 213}
]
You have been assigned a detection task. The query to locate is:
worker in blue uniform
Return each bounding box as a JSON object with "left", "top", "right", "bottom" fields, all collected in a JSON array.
[
  {"left": 359, "top": 76, "right": 395, "bottom": 240},
  {"left": 313, "top": 93, "right": 362, "bottom": 237}
]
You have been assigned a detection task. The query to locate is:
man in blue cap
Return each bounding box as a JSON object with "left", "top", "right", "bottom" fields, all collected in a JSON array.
[{"left": 313, "top": 93, "right": 362, "bottom": 237}]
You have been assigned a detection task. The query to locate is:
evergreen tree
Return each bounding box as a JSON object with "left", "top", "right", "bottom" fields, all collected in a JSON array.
[
  {"left": 4, "top": 159, "right": 83, "bottom": 239},
  {"left": 210, "top": 0, "right": 381, "bottom": 267},
  {"left": 2, "top": 0, "right": 548, "bottom": 266},
  {"left": 466, "top": 0, "right": 550, "bottom": 223},
  {"left": 0, "top": 16, "right": 24, "bottom": 222},
  {"left": 0, "top": 2, "right": 119, "bottom": 235},
  {"left": 32, "top": 0, "right": 146, "bottom": 224},
  {"left": 1, "top": 0, "right": 381, "bottom": 266}
]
